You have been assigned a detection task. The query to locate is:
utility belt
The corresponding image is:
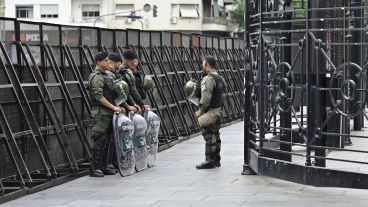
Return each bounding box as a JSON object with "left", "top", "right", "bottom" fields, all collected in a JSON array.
[
  {"left": 204, "top": 107, "right": 222, "bottom": 115},
  {"left": 198, "top": 108, "right": 222, "bottom": 128}
]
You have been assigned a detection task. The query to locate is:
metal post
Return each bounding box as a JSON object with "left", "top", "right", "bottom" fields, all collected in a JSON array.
[
  {"left": 279, "top": 1, "right": 292, "bottom": 162},
  {"left": 305, "top": 0, "right": 312, "bottom": 166},
  {"left": 312, "top": 0, "right": 327, "bottom": 167},
  {"left": 242, "top": 0, "right": 256, "bottom": 175},
  {"left": 258, "top": 0, "right": 265, "bottom": 157},
  {"left": 352, "top": 0, "right": 363, "bottom": 131},
  {"left": 137, "top": 19, "right": 144, "bottom": 30}
]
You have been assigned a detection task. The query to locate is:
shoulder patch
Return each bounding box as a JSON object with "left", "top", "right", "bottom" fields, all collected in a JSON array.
[{"left": 201, "top": 83, "right": 206, "bottom": 91}]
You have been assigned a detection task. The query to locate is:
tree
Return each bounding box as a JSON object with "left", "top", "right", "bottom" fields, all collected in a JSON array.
[{"left": 232, "top": 0, "right": 244, "bottom": 31}]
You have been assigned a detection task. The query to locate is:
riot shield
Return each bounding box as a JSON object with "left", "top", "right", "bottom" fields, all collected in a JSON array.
[
  {"left": 144, "top": 110, "right": 160, "bottom": 167},
  {"left": 130, "top": 113, "right": 148, "bottom": 171},
  {"left": 113, "top": 112, "right": 135, "bottom": 176}
]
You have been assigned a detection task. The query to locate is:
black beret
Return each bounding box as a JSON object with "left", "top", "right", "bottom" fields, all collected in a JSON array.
[
  {"left": 108, "top": 52, "right": 122, "bottom": 62},
  {"left": 94, "top": 51, "right": 109, "bottom": 62},
  {"left": 122, "top": 49, "right": 138, "bottom": 60},
  {"left": 204, "top": 55, "right": 216, "bottom": 68}
]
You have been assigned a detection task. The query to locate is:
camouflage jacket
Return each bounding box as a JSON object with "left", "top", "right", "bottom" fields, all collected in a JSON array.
[
  {"left": 106, "top": 67, "right": 121, "bottom": 80},
  {"left": 89, "top": 66, "right": 114, "bottom": 116},
  {"left": 118, "top": 63, "right": 144, "bottom": 107},
  {"left": 106, "top": 67, "right": 129, "bottom": 108},
  {"left": 199, "top": 69, "right": 222, "bottom": 115}
]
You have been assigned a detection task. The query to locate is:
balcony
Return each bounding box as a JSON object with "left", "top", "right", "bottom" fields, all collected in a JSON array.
[
  {"left": 72, "top": 17, "right": 98, "bottom": 23},
  {"left": 223, "top": 0, "right": 237, "bottom": 3},
  {"left": 71, "top": 17, "right": 106, "bottom": 27},
  {"left": 202, "top": 17, "right": 227, "bottom": 25},
  {"left": 202, "top": 17, "right": 237, "bottom": 31}
]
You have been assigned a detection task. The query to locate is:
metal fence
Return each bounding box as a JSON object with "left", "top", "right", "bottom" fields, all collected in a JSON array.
[
  {"left": 0, "top": 17, "right": 244, "bottom": 202},
  {"left": 243, "top": 0, "right": 368, "bottom": 189}
]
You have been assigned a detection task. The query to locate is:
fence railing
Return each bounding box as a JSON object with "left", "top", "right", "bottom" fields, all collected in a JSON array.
[{"left": 243, "top": 0, "right": 368, "bottom": 189}]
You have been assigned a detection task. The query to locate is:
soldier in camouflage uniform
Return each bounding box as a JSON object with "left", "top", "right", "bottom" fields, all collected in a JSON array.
[
  {"left": 94, "top": 52, "right": 135, "bottom": 173},
  {"left": 118, "top": 49, "right": 148, "bottom": 114},
  {"left": 89, "top": 52, "right": 125, "bottom": 177},
  {"left": 106, "top": 53, "right": 122, "bottom": 80},
  {"left": 107, "top": 53, "right": 138, "bottom": 112},
  {"left": 195, "top": 56, "right": 225, "bottom": 169}
]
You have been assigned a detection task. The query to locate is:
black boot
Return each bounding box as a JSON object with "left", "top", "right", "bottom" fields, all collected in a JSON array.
[
  {"left": 106, "top": 164, "right": 118, "bottom": 173},
  {"left": 196, "top": 161, "right": 215, "bottom": 169},
  {"left": 102, "top": 167, "right": 117, "bottom": 175},
  {"left": 91, "top": 134, "right": 108, "bottom": 177},
  {"left": 105, "top": 135, "right": 118, "bottom": 173},
  {"left": 90, "top": 169, "right": 104, "bottom": 177},
  {"left": 214, "top": 154, "right": 221, "bottom": 167}
]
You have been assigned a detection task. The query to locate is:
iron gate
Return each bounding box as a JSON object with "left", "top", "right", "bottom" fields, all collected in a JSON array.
[{"left": 243, "top": 0, "right": 368, "bottom": 189}]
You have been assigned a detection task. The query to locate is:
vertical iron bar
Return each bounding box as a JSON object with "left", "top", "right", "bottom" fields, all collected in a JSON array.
[
  {"left": 305, "top": 0, "right": 312, "bottom": 166},
  {"left": 258, "top": 0, "right": 265, "bottom": 156},
  {"left": 352, "top": 0, "right": 363, "bottom": 131},
  {"left": 242, "top": 0, "right": 256, "bottom": 175},
  {"left": 279, "top": 2, "right": 292, "bottom": 162}
]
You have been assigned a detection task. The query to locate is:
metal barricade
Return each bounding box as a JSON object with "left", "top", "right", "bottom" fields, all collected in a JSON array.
[{"left": 0, "top": 17, "right": 244, "bottom": 203}]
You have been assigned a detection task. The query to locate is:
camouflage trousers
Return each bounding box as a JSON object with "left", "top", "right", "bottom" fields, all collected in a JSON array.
[
  {"left": 198, "top": 108, "right": 223, "bottom": 163},
  {"left": 90, "top": 114, "right": 114, "bottom": 170}
]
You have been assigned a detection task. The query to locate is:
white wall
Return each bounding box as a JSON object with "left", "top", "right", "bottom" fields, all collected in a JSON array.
[
  {"left": 218, "top": 0, "right": 225, "bottom": 7},
  {"left": 71, "top": 0, "right": 115, "bottom": 27},
  {"left": 4, "top": 0, "right": 236, "bottom": 32},
  {"left": 5, "top": 0, "right": 72, "bottom": 24},
  {"left": 110, "top": 0, "right": 203, "bottom": 31}
]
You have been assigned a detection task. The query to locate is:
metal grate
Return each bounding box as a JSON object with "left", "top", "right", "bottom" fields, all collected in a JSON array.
[{"left": 243, "top": 0, "right": 368, "bottom": 189}]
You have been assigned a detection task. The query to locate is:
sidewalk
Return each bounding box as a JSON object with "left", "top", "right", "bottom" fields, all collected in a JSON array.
[{"left": 2, "top": 122, "right": 368, "bottom": 207}]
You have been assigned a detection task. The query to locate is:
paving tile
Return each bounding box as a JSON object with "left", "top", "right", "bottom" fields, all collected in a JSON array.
[{"left": 3, "top": 122, "right": 368, "bottom": 207}]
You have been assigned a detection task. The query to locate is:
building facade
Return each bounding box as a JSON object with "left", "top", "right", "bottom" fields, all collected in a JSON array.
[
  {"left": 4, "top": 0, "right": 238, "bottom": 36},
  {"left": 0, "top": 0, "right": 4, "bottom": 17}
]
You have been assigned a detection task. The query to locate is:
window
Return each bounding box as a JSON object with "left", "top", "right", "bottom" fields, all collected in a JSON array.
[
  {"left": 172, "top": 4, "right": 199, "bottom": 18},
  {"left": 202, "top": 0, "right": 211, "bottom": 17},
  {"left": 82, "top": 4, "right": 100, "bottom": 18},
  {"left": 41, "top": 5, "right": 58, "bottom": 18},
  {"left": 179, "top": 4, "right": 199, "bottom": 18},
  {"left": 213, "top": 0, "right": 220, "bottom": 18},
  {"left": 115, "top": 4, "right": 134, "bottom": 18},
  {"left": 171, "top": 4, "right": 179, "bottom": 17},
  {"left": 16, "top": 6, "right": 33, "bottom": 18},
  {"left": 115, "top": 4, "right": 134, "bottom": 13}
]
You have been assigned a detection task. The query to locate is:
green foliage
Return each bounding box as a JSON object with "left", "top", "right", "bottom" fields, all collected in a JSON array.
[{"left": 232, "top": 0, "right": 244, "bottom": 31}]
